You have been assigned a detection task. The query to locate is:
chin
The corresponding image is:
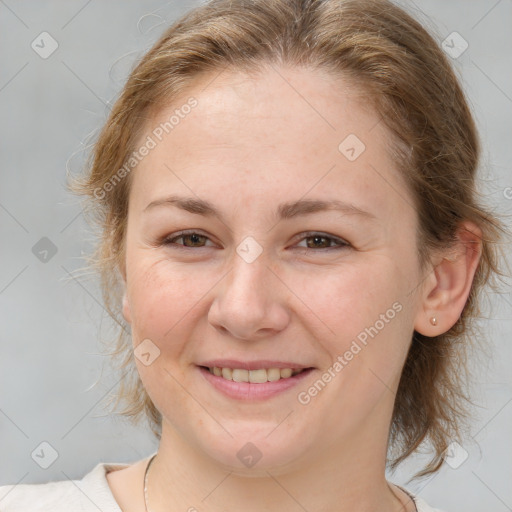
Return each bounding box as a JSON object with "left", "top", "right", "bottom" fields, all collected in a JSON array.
[{"left": 191, "top": 424, "right": 311, "bottom": 475}]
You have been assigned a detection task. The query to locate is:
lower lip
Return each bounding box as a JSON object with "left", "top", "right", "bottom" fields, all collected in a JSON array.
[{"left": 198, "top": 366, "right": 314, "bottom": 401}]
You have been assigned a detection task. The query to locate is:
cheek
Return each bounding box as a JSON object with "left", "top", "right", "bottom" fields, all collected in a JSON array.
[
  {"left": 127, "top": 260, "right": 210, "bottom": 342},
  {"left": 304, "top": 258, "right": 415, "bottom": 391},
  {"left": 126, "top": 260, "right": 212, "bottom": 408},
  {"left": 301, "top": 261, "right": 405, "bottom": 341}
]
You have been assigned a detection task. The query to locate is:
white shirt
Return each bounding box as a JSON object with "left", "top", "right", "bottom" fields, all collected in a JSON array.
[{"left": 0, "top": 460, "right": 444, "bottom": 512}]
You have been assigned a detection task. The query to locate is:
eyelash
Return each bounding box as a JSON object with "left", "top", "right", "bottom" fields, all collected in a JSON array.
[{"left": 161, "top": 230, "right": 350, "bottom": 252}]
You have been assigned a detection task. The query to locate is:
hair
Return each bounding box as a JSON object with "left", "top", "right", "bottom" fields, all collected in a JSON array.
[{"left": 69, "top": 0, "right": 506, "bottom": 477}]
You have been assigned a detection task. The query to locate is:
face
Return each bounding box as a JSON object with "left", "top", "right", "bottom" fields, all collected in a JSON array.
[{"left": 122, "top": 64, "right": 426, "bottom": 473}]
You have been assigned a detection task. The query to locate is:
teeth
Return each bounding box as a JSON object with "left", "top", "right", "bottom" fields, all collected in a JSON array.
[
  {"left": 249, "top": 369, "right": 267, "bottom": 383},
  {"left": 267, "top": 368, "right": 281, "bottom": 382},
  {"left": 280, "top": 368, "right": 292, "bottom": 379},
  {"left": 221, "top": 368, "right": 233, "bottom": 380},
  {"left": 208, "top": 366, "right": 305, "bottom": 383},
  {"left": 232, "top": 369, "right": 249, "bottom": 382}
]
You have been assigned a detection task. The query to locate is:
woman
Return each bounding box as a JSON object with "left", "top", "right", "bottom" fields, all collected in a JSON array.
[{"left": 0, "top": 0, "right": 505, "bottom": 510}]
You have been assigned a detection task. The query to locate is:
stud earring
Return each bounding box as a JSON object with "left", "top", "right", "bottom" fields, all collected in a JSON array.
[{"left": 430, "top": 316, "right": 438, "bottom": 326}]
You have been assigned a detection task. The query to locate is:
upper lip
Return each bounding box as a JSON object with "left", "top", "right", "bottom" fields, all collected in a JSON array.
[{"left": 198, "top": 360, "right": 314, "bottom": 371}]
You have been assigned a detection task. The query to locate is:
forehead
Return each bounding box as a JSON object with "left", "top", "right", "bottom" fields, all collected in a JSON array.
[
  {"left": 164, "top": 64, "right": 378, "bottom": 150},
  {"left": 130, "top": 65, "right": 413, "bottom": 223}
]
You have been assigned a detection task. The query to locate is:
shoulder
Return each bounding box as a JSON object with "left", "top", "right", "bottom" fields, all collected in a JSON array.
[
  {"left": 394, "top": 484, "right": 446, "bottom": 512},
  {"left": 415, "top": 496, "right": 446, "bottom": 512},
  {"left": 0, "top": 460, "right": 130, "bottom": 512}
]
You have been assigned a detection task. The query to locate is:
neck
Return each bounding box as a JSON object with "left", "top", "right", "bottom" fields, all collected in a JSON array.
[{"left": 146, "top": 421, "right": 412, "bottom": 512}]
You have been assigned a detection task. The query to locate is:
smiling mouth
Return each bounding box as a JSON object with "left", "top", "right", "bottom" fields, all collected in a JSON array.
[{"left": 200, "top": 366, "right": 311, "bottom": 383}]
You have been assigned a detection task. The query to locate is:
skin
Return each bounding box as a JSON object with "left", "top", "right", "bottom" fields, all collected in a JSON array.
[{"left": 106, "top": 64, "right": 481, "bottom": 512}]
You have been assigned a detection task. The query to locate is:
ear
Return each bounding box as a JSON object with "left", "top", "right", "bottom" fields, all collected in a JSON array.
[
  {"left": 414, "top": 221, "right": 482, "bottom": 337},
  {"left": 119, "top": 257, "right": 131, "bottom": 324},
  {"left": 122, "top": 291, "right": 132, "bottom": 324}
]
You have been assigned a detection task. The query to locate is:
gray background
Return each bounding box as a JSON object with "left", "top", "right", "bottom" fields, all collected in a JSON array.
[{"left": 0, "top": 1, "right": 511, "bottom": 510}]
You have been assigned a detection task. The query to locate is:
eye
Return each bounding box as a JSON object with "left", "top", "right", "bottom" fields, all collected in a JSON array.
[
  {"left": 294, "top": 232, "right": 350, "bottom": 251},
  {"left": 162, "top": 230, "right": 214, "bottom": 249},
  {"left": 161, "top": 230, "right": 350, "bottom": 252}
]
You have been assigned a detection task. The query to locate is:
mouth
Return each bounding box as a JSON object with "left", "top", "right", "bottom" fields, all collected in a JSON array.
[
  {"left": 197, "top": 361, "right": 315, "bottom": 401},
  {"left": 201, "top": 366, "right": 308, "bottom": 383}
]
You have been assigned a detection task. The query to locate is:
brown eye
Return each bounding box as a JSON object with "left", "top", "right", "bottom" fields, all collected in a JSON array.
[
  {"left": 163, "top": 231, "right": 212, "bottom": 248},
  {"left": 305, "top": 235, "right": 332, "bottom": 249},
  {"left": 296, "top": 232, "right": 349, "bottom": 251},
  {"left": 180, "top": 233, "right": 208, "bottom": 247}
]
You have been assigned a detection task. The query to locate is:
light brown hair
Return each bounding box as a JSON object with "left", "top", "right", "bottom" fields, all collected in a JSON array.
[{"left": 70, "top": 0, "right": 506, "bottom": 477}]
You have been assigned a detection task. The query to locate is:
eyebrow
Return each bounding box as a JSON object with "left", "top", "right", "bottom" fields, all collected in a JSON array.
[{"left": 143, "top": 195, "right": 376, "bottom": 221}]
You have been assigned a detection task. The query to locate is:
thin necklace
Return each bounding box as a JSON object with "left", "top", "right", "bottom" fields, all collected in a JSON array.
[
  {"left": 143, "top": 454, "right": 157, "bottom": 512},
  {"left": 143, "top": 453, "right": 418, "bottom": 512}
]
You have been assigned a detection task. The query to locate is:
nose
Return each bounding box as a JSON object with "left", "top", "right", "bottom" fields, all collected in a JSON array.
[{"left": 207, "top": 255, "right": 290, "bottom": 341}]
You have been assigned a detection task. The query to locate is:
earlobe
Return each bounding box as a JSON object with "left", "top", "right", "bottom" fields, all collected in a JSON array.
[
  {"left": 119, "top": 258, "right": 131, "bottom": 324},
  {"left": 414, "top": 222, "right": 482, "bottom": 337},
  {"left": 122, "top": 291, "right": 132, "bottom": 324}
]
